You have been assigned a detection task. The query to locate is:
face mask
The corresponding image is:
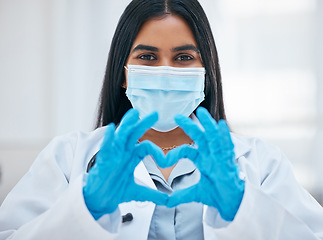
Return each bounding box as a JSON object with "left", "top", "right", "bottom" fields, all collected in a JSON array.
[{"left": 125, "top": 64, "right": 205, "bottom": 132}]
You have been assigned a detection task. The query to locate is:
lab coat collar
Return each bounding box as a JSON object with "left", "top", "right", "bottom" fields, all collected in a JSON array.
[
  {"left": 134, "top": 161, "right": 157, "bottom": 190},
  {"left": 231, "top": 134, "right": 251, "bottom": 159}
]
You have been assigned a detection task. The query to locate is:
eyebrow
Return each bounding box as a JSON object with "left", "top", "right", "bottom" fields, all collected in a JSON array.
[
  {"left": 172, "top": 44, "right": 200, "bottom": 53},
  {"left": 131, "top": 44, "right": 200, "bottom": 53},
  {"left": 132, "top": 44, "right": 158, "bottom": 53}
]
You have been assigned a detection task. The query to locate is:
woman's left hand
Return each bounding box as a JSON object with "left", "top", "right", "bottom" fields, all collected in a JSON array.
[{"left": 166, "top": 107, "right": 245, "bottom": 221}]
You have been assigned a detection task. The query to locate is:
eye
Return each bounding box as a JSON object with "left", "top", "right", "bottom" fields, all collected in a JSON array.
[
  {"left": 138, "top": 54, "right": 157, "bottom": 61},
  {"left": 175, "top": 54, "right": 194, "bottom": 61}
]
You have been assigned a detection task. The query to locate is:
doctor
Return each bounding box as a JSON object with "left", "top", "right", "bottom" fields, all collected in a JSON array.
[{"left": 1, "top": 0, "right": 323, "bottom": 239}]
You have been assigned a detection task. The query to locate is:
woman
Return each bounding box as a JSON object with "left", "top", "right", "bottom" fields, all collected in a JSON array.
[{"left": 1, "top": 0, "right": 323, "bottom": 239}]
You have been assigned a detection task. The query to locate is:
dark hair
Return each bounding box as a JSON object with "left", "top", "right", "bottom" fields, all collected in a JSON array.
[{"left": 95, "top": 0, "right": 226, "bottom": 128}]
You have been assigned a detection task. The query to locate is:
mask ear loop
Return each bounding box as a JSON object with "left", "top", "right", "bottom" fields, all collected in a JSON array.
[{"left": 122, "top": 66, "right": 128, "bottom": 89}]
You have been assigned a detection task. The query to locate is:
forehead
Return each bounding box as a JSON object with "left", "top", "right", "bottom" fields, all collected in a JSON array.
[{"left": 131, "top": 14, "right": 198, "bottom": 49}]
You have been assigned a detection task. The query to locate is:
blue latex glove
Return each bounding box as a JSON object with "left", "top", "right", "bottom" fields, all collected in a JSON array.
[
  {"left": 166, "top": 107, "right": 245, "bottom": 221},
  {"left": 83, "top": 109, "right": 168, "bottom": 220}
]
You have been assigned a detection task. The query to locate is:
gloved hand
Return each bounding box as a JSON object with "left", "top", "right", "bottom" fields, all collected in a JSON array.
[
  {"left": 166, "top": 107, "right": 245, "bottom": 221},
  {"left": 83, "top": 109, "right": 168, "bottom": 220}
]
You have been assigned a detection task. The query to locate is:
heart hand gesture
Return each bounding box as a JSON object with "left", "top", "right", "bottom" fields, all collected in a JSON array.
[{"left": 83, "top": 107, "right": 244, "bottom": 222}]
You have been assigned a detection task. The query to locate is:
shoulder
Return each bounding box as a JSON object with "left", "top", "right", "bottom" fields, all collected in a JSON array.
[
  {"left": 46, "top": 126, "right": 107, "bottom": 152},
  {"left": 53, "top": 126, "right": 107, "bottom": 144},
  {"left": 231, "top": 133, "right": 282, "bottom": 159},
  {"left": 231, "top": 133, "right": 290, "bottom": 183},
  {"left": 31, "top": 126, "right": 108, "bottom": 179}
]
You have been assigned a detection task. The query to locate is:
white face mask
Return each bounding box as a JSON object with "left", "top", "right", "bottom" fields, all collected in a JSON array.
[{"left": 125, "top": 64, "right": 205, "bottom": 132}]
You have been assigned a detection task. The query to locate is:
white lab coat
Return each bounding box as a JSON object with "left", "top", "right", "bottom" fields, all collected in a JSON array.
[{"left": 0, "top": 126, "right": 323, "bottom": 240}]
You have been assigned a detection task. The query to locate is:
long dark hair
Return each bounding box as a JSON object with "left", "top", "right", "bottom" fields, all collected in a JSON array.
[{"left": 95, "top": 0, "right": 226, "bottom": 128}]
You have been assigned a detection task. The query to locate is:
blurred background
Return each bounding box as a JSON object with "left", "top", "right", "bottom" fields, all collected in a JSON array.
[{"left": 0, "top": 0, "right": 322, "bottom": 204}]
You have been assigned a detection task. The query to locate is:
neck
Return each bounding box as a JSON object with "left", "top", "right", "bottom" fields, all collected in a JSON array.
[
  {"left": 139, "top": 126, "right": 192, "bottom": 151},
  {"left": 140, "top": 126, "right": 192, "bottom": 181}
]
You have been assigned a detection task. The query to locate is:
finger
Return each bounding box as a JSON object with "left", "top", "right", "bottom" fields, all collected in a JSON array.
[
  {"left": 131, "top": 140, "right": 166, "bottom": 169},
  {"left": 133, "top": 185, "right": 169, "bottom": 206},
  {"left": 218, "top": 120, "right": 234, "bottom": 152},
  {"left": 100, "top": 123, "right": 115, "bottom": 149},
  {"left": 96, "top": 123, "right": 115, "bottom": 166},
  {"left": 114, "top": 109, "right": 140, "bottom": 145},
  {"left": 166, "top": 144, "right": 199, "bottom": 167},
  {"left": 196, "top": 108, "right": 222, "bottom": 157},
  {"left": 126, "top": 111, "right": 158, "bottom": 149},
  {"left": 174, "top": 114, "right": 208, "bottom": 149},
  {"left": 196, "top": 107, "right": 217, "bottom": 132},
  {"left": 216, "top": 120, "right": 236, "bottom": 169},
  {"left": 196, "top": 107, "right": 220, "bottom": 143},
  {"left": 167, "top": 184, "right": 200, "bottom": 208}
]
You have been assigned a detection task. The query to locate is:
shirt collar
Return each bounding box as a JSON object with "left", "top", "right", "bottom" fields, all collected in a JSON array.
[{"left": 143, "top": 156, "right": 196, "bottom": 186}]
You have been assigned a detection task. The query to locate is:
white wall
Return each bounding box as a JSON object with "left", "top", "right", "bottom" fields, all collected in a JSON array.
[
  {"left": 313, "top": 0, "right": 323, "bottom": 203},
  {"left": 0, "top": 0, "right": 322, "bottom": 204},
  {"left": 209, "top": 0, "right": 322, "bottom": 202},
  {"left": 0, "top": 0, "right": 52, "bottom": 202},
  {"left": 0, "top": 0, "right": 130, "bottom": 202}
]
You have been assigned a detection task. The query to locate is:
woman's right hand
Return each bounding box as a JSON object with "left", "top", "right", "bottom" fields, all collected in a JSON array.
[{"left": 83, "top": 109, "right": 168, "bottom": 220}]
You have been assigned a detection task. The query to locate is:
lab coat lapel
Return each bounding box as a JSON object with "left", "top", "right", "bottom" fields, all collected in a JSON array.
[
  {"left": 117, "top": 161, "right": 156, "bottom": 240},
  {"left": 133, "top": 160, "right": 157, "bottom": 189}
]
